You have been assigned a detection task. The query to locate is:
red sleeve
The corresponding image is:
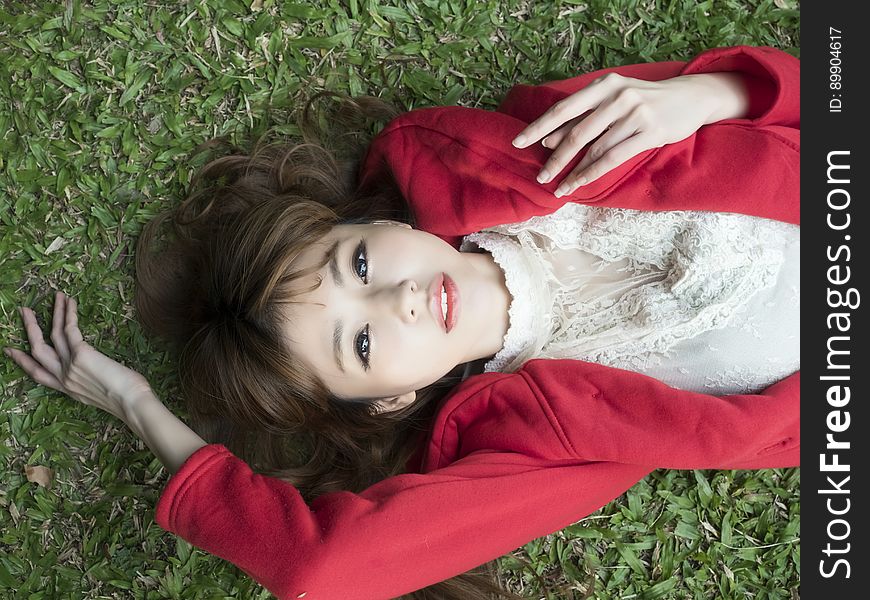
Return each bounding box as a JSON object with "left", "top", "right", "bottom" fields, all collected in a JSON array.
[
  {"left": 155, "top": 443, "right": 649, "bottom": 600},
  {"left": 155, "top": 359, "right": 798, "bottom": 600},
  {"left": 426, "top": 360, "right": 800, "bottom": 473},
  {"left": 356, "top": 45, "right": 799, "bottom": 247}
]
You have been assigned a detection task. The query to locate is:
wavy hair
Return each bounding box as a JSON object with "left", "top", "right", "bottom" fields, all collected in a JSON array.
[{"left": 134, "top": 91, "right": 531, "bottom": 600}]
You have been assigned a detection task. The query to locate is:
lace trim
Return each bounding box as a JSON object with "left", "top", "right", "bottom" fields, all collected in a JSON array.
[
  {"left": 481, "top": 203, "right": 798, "bottom": 373},
  {"left": 459, "top": 233, "right": 551, "bottom": 373}
]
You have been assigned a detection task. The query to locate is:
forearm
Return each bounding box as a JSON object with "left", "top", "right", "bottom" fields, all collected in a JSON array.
[
  {"left": 122, "top": 390, "right": 208, "bottom": 476},
  {"left": 155, "top": 441, "right": 651, "bottom": 600}
]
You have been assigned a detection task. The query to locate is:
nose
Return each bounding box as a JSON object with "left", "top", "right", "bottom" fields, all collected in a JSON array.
[{"left": 395, "top": 279, "right": 421, "bottom": 323}]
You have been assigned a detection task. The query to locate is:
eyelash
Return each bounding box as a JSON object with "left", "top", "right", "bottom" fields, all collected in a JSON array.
[{"left": 352, "top": 239, "right": 372, "bottom": 371}]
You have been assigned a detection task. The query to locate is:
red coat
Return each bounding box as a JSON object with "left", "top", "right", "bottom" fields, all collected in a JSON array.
[{"left": 155, "top": 46, "right": 800, "bottom": 600}]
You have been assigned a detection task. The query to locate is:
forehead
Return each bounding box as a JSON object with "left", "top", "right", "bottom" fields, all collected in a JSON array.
[
  {"left": 280, "top": 226, "right": 363, "bottom": 371},
  {"left": 278, "top": 287, "right": 340, "bottom": 393},
  {"left": 299, "top": 224, "right": 355, "bottom": 263}
]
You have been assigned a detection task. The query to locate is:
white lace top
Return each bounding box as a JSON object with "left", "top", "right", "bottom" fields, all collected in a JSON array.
[{"left": 459, "top": 203, "right": 800, "bottom": 395}]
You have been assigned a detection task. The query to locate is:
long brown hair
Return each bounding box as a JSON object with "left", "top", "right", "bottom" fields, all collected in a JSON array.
[{"left": 134, "top": 91, "right": 529, "bottom": 600}]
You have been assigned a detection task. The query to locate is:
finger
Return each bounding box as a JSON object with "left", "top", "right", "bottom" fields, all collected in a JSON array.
[
  {"left": 65, "top": 296, "right": 84, "bottom": 348},
  {"left": 540, "top": 115, "right": 587, "bottom": 149},
  {"left": 573, "top": 117, "right": 639, "bottom": 174},
  {"left": 4, "top": 346, "right": 67, "bottom": 391},
  {"left": 19, "top": 306, "right": 62, "bottom": 376},
  {"left": 512, "top": 85, "right": 610, "bottom": 149},
  {"left": 558, "top": 134, "right": 653, "bottom": 196},
  {"left": 538, "top": 98, "right": 627, "bottom": 185},
  {"left": 51, "top": 292, "right": 71, "bottom": 363}
]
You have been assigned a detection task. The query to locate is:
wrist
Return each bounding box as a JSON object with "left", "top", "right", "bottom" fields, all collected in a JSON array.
[
  {"left": 121, "top": 385, "right": 159, "bottom": 425},
  {"left": 122, "top": 389, "right": 208, "bottom": 476},
  {"left": 687, "top": 72, "right": 751, "bottom": 124}
]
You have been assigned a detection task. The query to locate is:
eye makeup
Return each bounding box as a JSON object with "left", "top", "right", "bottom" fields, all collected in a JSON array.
[
  {"left": 351, "top": 238, "right": 372, "bottom": 371},
  {"left": 353, "top": 239, "right": 369, "bottom": 283}
]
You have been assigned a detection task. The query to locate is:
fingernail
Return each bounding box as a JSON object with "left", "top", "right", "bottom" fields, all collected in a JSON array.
[
  {"left": 537, "top": 170, "right": 551, "bottom": 184},
  {"left": 555, "top": 184, "right": 570, "bottom": 197},
  {"left": 512, "top": 134, "right": 527, "bottom": 147}
]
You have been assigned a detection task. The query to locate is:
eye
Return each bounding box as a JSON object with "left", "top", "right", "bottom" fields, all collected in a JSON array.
[
  {"left": 352, "top": 238, "right": 371, "bottom": 371},
  {"left": 353, "top": 239, "right": 368, "bottom": 283},
  {"left": 355, "top": 324, "right": 371, "bottom": 371}
]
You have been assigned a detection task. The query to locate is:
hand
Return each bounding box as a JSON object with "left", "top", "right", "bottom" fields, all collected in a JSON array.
[
  {"left": 4, "top": 291, "right": 154, "bottom": 422},
  {"left": 512, "top": 71, "right": 750, "bottom": 197}
]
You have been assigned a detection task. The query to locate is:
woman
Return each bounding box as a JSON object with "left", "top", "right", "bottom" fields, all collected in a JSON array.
[{"left": 5, "top": 45, "right": 799, "bottom": 600}]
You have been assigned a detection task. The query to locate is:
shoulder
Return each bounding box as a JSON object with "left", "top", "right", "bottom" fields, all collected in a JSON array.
[
  {"left": 421, "top": 369, "right": 527, "bottom": 470},
  {"left": 422, "top": 362, "right": 583, "bottom": 471}
]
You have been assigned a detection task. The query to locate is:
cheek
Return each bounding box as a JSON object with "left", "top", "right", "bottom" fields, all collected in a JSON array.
[{"left": 380, "top": 330, "right": 452, "bottom": 375}]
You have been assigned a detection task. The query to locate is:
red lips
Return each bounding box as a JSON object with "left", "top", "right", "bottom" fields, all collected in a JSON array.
[
  {"left": 428, "top": 273, "right": 460, "bottom": 333},
  {"left": 429, "top": 273, "right": 446, "bottom": 332},
  {"left": 442, "top": 273, "right": 459, "bottom": 333}
]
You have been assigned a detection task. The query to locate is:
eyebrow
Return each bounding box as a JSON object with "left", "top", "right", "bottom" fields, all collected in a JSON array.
[{"left": 325, "top": 239, "right": 347, "bottom": 374}]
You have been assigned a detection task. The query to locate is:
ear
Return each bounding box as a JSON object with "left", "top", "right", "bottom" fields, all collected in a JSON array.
[
  {"left": 373, "top": 390, "right": 417, "bottom": 414},
  {"left": 371, "top": 219, "right": 412, "bottom": 230}
]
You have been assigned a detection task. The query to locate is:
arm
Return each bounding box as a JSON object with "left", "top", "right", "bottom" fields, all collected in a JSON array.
[
  {"left": 122, "top": 390, "right": 208, "bottom": 476},
  {"left": 156, "top": 440, "right": 651, "bottom": 600},
  {"left": 510, "top": 70, "right": 757, "bottom": 196},
  {"left": 505, "top": 45, "right": 799, "bottom": 216},
  {"left": 510, "top": 46, "right": 800, "bottom": 206},
  {"left": 155, "top": 359, "right": 798, "bottom": 600},
  {"left": 8, "top": 296, "right": 797, "bottom": 600},
  {"left": 0, "top": 300, "right": 645, "bottom": 600},
  {"left": 357, "top": 45, "right": 799, "bottom": 247},
  {"left": 0, "top": 267, "right": 656, "bottom": 599},
  {"left": 4, "top": 291, "right": 207, "bottom": 476},
  {"left": 427, "top": 359, "right": 799, "bottom": 473},
  {"left": 497, "top": 45, "right": 796, "bottom": 128}
]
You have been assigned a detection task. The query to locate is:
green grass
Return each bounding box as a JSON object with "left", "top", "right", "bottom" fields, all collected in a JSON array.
[{"left": 1, "top": 0, "right": 799, "bottom": 598}]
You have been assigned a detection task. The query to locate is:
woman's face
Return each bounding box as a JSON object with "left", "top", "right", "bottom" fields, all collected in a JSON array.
[{"left": 281, "top": 221, "right": 505, "bottom": 412}]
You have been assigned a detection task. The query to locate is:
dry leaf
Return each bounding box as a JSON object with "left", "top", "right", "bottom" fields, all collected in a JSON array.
[
  {"left": 45, "top": 236, "right": 67, "bottom": 255},
  {"left": 25, "top": 464, "right": 54, "bottom": 488},
  {"left": 700, "top": 520, "right": 718, "bottom": 535}
]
